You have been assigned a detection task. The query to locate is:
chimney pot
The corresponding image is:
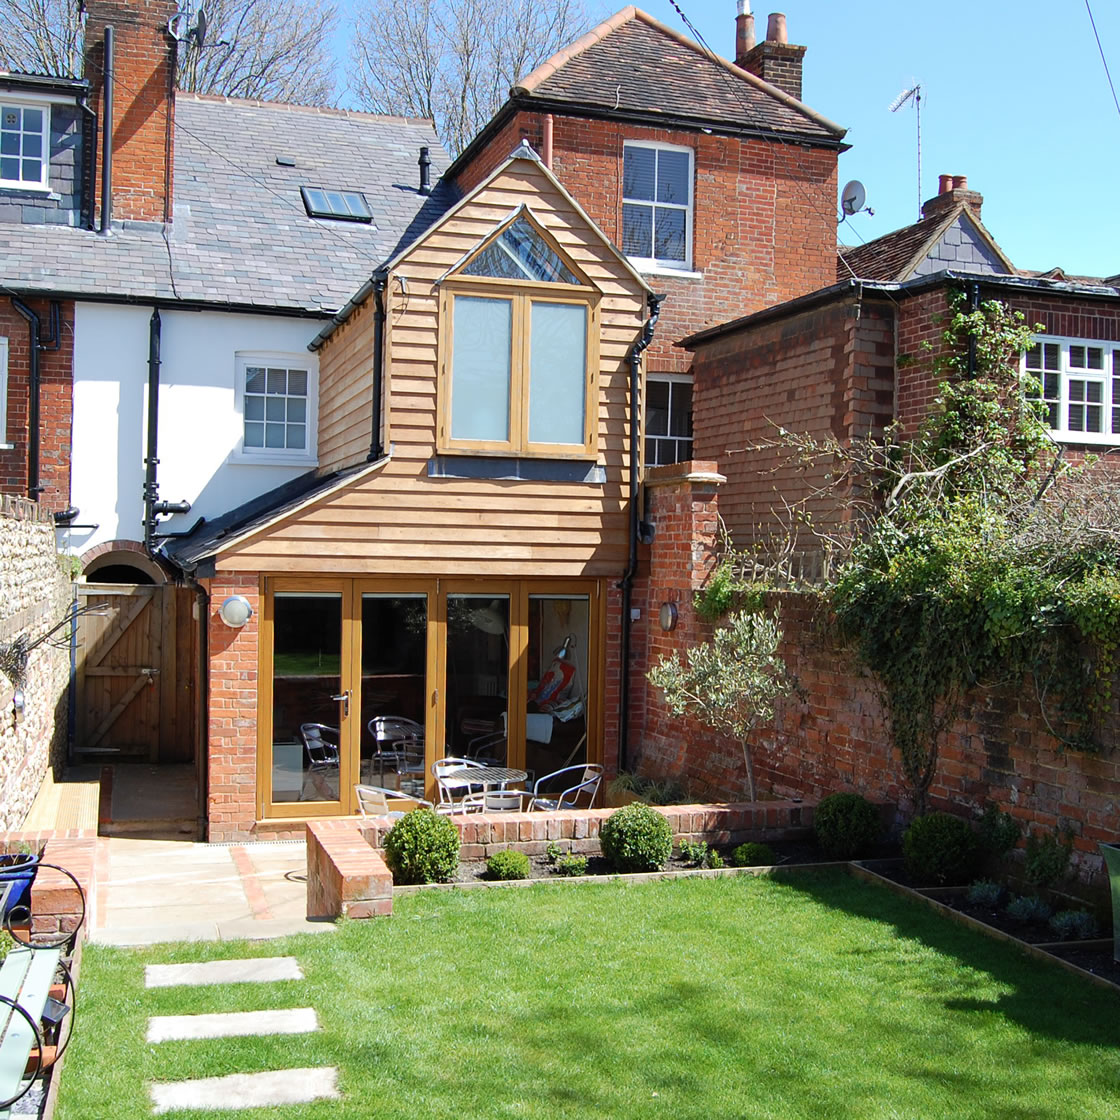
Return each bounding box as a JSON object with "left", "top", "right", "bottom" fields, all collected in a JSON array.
[
  {"left": 938, "top": 174, "right": 953, "bottom": 195},
  {"left": 735, "top": 0, "right": 756, "bottom": 62},
  {"left": 766, "top": 12, "right": 787, "bottom": 44},
  {"left": 952, "top": 174, "right": 968, "bottom": 190}
]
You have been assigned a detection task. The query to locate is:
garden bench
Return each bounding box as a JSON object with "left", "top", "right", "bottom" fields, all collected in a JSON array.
[{"left": 0, "top": 944, "right": 64, "bottom": 1117}]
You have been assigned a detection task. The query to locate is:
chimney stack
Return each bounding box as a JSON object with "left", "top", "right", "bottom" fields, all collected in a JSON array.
[
  {"left": 921, "top": 173, "right": 984, "bottom": 222},
  {"left": 83, "top": 0, "right": 179, "bottom": 227},
  {"left": 737, "top": 11, "right": 807, "bottom": 102}
]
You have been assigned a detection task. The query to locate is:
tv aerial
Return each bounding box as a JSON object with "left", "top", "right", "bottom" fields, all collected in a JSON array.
[
  {"left": 839, "top": 179, "right": 872, "bottom": 223},
  {"left": 889, "top": 83, "right": 922, "bottom": 220}
]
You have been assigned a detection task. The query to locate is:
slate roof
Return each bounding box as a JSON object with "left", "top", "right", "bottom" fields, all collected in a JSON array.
[
  {"left": 0, "top": 94, "right": 456, "bottom": 313},
  {"left": 514, "top": 8, "right": 844, "bottom": 142}
]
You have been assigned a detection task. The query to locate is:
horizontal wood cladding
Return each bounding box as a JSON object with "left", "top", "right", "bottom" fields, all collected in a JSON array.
[{"left": 225, "top": 157, "right": 648, "bottom": 577}]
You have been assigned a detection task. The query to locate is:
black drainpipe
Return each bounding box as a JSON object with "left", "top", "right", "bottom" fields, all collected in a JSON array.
[
  {"left": 11, "top": 298, "right": 61, "bottom": 500},
  {"left": 367, "top": 271, "right": 388, "bottom": 462},
  {"left": 966, "top": 280, "right": 980, "bottom": 378},
  {"left": 617, "top": 292, "right": 665, "bottom": 773},
  {"left": 99, "top": 25, "right": 114, "bottom": 236},
  {"left": 142, "top": 309, "right": 191, "bottom": 553}
]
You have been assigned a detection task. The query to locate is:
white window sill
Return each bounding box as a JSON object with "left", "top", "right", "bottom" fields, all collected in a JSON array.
[
  {"left": 0, "top": 183, "right": 51, "bottom": 195},
  {"left": 228, "top": 450, "right": 318, "bottom": 467},
  {"left": 1049, "top": 432, "right": 1120, "bottom": 447},
  {"left": 0, "top": 443, "right": 12, "bottom": 451},
  {"left": 629, "top": 261, "right": 703, "bottom": 280}
]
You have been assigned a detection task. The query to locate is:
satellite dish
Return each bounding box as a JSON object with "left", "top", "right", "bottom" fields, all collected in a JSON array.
[
  {"left": 841, "top": 179, "right": 867, "bottom": 217},
  {"left": 190, "top": 8, "right": 207, "bottom": 48}
]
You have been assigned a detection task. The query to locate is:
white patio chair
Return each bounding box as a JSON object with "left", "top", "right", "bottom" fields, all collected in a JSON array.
[
  {"left": 355, "top": 784, "right": 433, "bottom": 820},
  {"left": 529, "top": 764, "right": 603, "bottom": 811},
  {"left": 432, "top": 756, "right": 487, "bottom": 813},
  {"left": 460, "top": 788, "right": 531, "bottom": 813}
]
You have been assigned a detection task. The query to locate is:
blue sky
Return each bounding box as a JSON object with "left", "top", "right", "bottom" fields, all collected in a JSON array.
[{"left": 334, "top": 1, "right": 1120, "bottom": 277}]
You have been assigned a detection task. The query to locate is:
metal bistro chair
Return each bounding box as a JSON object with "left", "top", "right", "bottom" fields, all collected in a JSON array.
[
  {"left": 355, "top": 784, "right": 433, "bottom": 820},
  {"left": 299, "top": 723, "right": 340, "bottom": 769},
  {"left": 460, "top": 788, "right": 531, "bottom": 813},
  {"left": 432, "top": 757, "right": 489, "bottom": 814},
  {"left": 529, "top": 764, "right": 603, "bottom": 812},
  {"left": 368, "top": 715, "right": 425, "bottom": 791}
]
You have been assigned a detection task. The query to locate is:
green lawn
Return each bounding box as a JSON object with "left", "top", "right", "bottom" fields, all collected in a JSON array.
[{"left": 58, "top": 871, "right": 1120, "bottom": 1119}]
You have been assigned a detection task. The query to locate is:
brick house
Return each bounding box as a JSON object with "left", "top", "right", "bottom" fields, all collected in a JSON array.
[{"left": 626, "top": 174, "right": 1120, "bottom": 875}]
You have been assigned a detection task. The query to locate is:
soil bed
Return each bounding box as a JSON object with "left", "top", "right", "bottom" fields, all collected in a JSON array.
[{"left": 1044, "top": 944, "right": 1120, "bottom": 986}]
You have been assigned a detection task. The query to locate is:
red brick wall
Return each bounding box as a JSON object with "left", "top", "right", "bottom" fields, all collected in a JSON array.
[
  {"left": 632, "top": 471, "right": 1120, "bottom": 889},
  {"left": 84, "top": 0, "right": 177, "bottom": 225},
  {"left": 689, "top": 293, "right": 895, "bottom": 545},
  {"left": 0, "top": 298, "right": 74, "bottom": 509},
  {"left": 453, "top": 109, "right": 840, "bottom": 369},
  {"left": 206, "top": 573, "right": 259, "bottom": 841}
]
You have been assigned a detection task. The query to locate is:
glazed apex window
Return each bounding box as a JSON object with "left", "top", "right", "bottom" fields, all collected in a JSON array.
[
  {"left": 440, "top": 213, "right": 600, "bottom": 457},
  {"left": 0, "top": 100, "right": 49, "bottom": 189},
  {"left": 1024, "top": 336, "right": 1120, "bottom": 444},
  {"left": 622, "top": 142, "right": 693, "bottom": 270}
]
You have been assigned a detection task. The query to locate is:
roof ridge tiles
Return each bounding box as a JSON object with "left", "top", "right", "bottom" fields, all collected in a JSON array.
[{"left": 175, "top": 91, "right": 436, "bottom": 128}]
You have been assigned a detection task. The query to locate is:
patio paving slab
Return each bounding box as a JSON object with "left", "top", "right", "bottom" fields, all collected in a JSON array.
[
  {"left": 147, "top": 1007, "right": 319, "bottom": 1043},
  {"left": 145, "top": 957, "right": 305, "bottom": 988},
  {"left": 150, "top": 1067, "right": 339, "bottom": 1114}
]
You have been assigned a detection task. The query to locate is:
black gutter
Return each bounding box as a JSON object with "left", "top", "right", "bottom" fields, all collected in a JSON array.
[
  {"left": 4, "top": 288, "right": 335, "bottom": 320},
  {"left": 99, "top": 25, "right": 113, "bottom": 236},
  {"left": 368, "top": 272, "right": 388, "bottom": 460},
  {"left": 617, "top": 291, "right": 664, "bottom": 774},
  {"left": 142, "top": 309, "right": 191, "bottom": 552},
  {"left": 10, "top": 298, "right": 60, "bottom": 499}
]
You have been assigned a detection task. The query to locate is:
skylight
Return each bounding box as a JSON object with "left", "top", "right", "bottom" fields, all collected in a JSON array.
[
  {"left": 462, "top": 216, "right": 580, "bottom": 284},
  {"left": 300, "top": 186, "right": 372, "bottom": 223}
]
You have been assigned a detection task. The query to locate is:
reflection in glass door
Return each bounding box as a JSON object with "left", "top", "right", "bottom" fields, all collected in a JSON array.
[
  {"left": 527, "top": 595, "right": 589, "bottom": 776},
  {"left": 360, "top": 593, "right": 428, "bottom": 794},
  {"left": 446, "top": 595, "right": 510, "bottom": 765},
  {"left": 270, "top": 592, "right": 344, "bottom": 804}
]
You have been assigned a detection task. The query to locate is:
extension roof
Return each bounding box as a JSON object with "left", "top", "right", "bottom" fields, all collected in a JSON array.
[
  {"left": 447, "top": 6, "right": 845, "bottom": 179},
  {"left": 0, "top": 94, "right": 456, "bottom": 314},
  {"left": 838, "top": 203, "right": 1014, "bottom": 283}
]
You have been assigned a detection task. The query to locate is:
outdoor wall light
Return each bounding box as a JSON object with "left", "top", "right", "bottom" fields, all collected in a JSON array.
[
  {"left": 218, "top": 595, "right": 253, "bottom": 628},
  {"left": 658, "top": 602, "right": 678, "bottom": 632},
  {"left": 11, "top": 689, "right": 24, "bottom": 721}
]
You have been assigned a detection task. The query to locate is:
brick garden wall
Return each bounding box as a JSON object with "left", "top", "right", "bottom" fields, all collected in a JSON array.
[
  {"left": 631, "top": 472, "right": 1120, "bottom": 889},
  {"left": 0, "top": 499, "right": 72, "bottom": 830}
]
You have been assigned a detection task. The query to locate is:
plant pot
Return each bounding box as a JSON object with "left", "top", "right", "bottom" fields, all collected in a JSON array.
[
  {"left": 1099, "top": 842, "right": 1120, "bottom": 963},
  {"left": 0, "top": 852, "right": 39, "bottom": 917}
]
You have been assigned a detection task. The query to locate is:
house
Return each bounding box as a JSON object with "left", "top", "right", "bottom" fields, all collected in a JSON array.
[
  {"left": 1, "top": 0, "right": 450, "bottom": 766},
  {"left": 146, "top": 4, "right": 854, "bottom": 839}
]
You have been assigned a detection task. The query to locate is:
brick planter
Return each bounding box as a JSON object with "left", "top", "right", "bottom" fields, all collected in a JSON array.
[{"left": 307, "top": 801, "right": 814, "bottom": 920}]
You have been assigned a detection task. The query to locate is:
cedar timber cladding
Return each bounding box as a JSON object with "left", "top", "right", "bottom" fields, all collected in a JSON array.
[{"left": 217, "top": 156, "right": 648, "bottom": 578}]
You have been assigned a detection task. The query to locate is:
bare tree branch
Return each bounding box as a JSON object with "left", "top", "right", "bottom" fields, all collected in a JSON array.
[
  {"left": 0, "top": 0, "right": 83, "bottom": 76},
  {"left": 348, "top": 0, "right": 594, "bottom": 156}
]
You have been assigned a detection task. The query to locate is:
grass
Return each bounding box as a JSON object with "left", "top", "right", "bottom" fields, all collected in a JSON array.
[{"left": 58, "top": 871, "right": 1120, "bottom": 1119}]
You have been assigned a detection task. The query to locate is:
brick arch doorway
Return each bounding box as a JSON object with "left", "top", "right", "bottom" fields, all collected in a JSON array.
[{"left": 75, "top": 545, "right": 202, "bottom": 768}]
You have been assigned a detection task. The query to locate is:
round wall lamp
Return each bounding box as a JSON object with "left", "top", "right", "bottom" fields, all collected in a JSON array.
[
  {"left": 218, "top": 595, "right": 253, "bottom": 628},
  {"left": 658, "top": 602, "right": 678, "bottom": 632}
]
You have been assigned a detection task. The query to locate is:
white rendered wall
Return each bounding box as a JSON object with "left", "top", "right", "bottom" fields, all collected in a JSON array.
[{"left": 68, "top": 303, "right": 325, "bottom": 556}]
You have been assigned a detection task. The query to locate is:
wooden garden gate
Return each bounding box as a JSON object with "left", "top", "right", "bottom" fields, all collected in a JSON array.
[{"left": 75, "top": 583, "right": 198, "bottom": 762}]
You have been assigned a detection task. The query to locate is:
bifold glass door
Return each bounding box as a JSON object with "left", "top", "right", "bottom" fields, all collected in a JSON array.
[{"left": 261, "top": 579, "right": 600, "bottom": 818}]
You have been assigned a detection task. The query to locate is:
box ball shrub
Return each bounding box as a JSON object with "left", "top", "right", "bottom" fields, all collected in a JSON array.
[
  {"left": 902, "top": 812, "right": 980, "bottom": 885},
  {"left": 599, "top": 803, "right": 673, "bottom": 873},
  {"left": 813, "top": 792, "right": 881, "bottom": 859},
  {"left": 383, "top": 808, "right": 460, "bottom": 885},
  {"left": 486, "top": 849, "right": 530, "bottom": 881},
  {"left": 730, "top": 842, "right": 776, "bottom": 867}
]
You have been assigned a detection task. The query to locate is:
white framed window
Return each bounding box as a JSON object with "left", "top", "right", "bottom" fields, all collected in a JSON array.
[
  {"left": 232, "top": 352, "right": 318, "bottom": 465},
  {"left": 645, "top": 373, "right": 693, "bottom": 466},
  {"left": 0, "top": 98, "right": 50, "bottom": 190},
  {"left": 622, "top": 142, "right": 693, "bottom": 271},
  {"left": 1023, "top": 336, "right": 1120, "bottom": 445},
  {"left": 0, "top": 337, "right": 9, "bottom": 448}
]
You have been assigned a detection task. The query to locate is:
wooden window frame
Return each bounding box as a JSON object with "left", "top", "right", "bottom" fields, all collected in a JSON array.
[
  {"left": 1023, "top": 335, "right": 1120, "bottom": 445},
  {"left": 437, "top": 214, "right": 601, "bottom": 460},
  {"left": 622, "top": 140, "right": 694, "bottom": 273},
  {"left": 0, "top": 95, "right": 51, "bottom": 191}
]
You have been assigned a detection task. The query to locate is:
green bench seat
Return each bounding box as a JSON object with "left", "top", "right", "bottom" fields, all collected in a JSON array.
[{"left": 0, "top": 946, "right": 63, "bottom": 1120}]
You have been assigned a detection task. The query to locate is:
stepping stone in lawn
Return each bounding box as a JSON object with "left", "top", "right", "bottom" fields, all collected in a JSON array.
[
  {"left": 145, "top": 956, "right": 303, "bottom": 989},
  {"left": 147, "top": 1007, "right": 319, "bottom": 1043},
  {"left": 150, "top": 1067, "right": 339, "bottom": 1114}
]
